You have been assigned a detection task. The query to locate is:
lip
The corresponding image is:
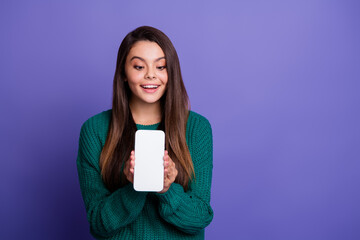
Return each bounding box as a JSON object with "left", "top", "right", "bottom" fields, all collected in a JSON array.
[{"left": 140, "top": 84, "right": 160, "bottom": 93}]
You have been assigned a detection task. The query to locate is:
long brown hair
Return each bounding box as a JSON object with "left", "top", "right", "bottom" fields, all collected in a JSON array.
[{"left": 100, "top": 26, "right": 194, "bottom": 192}]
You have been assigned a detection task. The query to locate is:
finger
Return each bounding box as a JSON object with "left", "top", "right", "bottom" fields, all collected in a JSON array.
[
  {"left": 166, "top": 163, "right": 172, "bottom": 174},
  {"left": 166, "top": 161, "right": 174, "bottom": 174},
  {"left": 164, "top": 175, "right": 170, "bottom": 185},
  {"left": 166, "top": 152, "right": 172, "bottom": 162},
  {"left": 164, "top": 167, "right": 171, "bottom": 180},
  {"left": 172, "top": 169, "right": 178, "bottom": 180},
  {"left": 168, "top": 165, "right": 177, "bottom": 181},
  {"left": 129, "top": 151, "right": 135, "bottom": 169},
  {"left": 167, "top": 158, "right": 175, "bottom": 170},
  {"left": 173, "top": 164, "right": 178, "bottom": 175},
  {"left": 164, "top": 157, "right": 169, "bottom": 168}
]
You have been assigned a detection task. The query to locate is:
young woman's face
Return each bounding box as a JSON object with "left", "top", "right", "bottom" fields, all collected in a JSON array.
[{"left": 125, "top": 40, "right": 168, "bottom": 106}]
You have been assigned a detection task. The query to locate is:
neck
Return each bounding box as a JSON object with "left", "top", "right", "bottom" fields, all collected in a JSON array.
[{"left": 129, "top": 98, "right": 162, "bottom": 125}]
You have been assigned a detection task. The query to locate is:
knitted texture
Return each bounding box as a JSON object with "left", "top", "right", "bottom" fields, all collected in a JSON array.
[{"left": 76, "top": 109, "right": 214, "bottom": 240}]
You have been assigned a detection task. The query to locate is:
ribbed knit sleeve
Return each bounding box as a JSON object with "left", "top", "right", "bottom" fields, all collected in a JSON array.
[
  {"left": 155, "top": 112, "right": 214, "bottom": 234},
  {"left": 76, "top": 114, "right": 148, "bottom": 238}
]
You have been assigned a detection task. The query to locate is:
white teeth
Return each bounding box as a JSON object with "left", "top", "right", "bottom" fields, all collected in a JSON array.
[{"left": 142, "top": 85, "right": 158, "bottom": 89}]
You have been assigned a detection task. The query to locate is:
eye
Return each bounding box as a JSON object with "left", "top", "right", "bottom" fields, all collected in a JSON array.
[
  {"left": 134, "top": 65, "right": 144, "bottom": 70},
  {"left": 157, "top": 66, "right": 166, "bottom": 70}
]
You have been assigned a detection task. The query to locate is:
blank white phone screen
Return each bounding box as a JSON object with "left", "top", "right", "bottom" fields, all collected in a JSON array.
[{"left": 133, "top": 130, "right": 165, "bottom": 192}]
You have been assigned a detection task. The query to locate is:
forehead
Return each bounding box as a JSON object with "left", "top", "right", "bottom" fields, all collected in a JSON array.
[{"left": 127, "top": 41, "right": 165, "bottom": 60}]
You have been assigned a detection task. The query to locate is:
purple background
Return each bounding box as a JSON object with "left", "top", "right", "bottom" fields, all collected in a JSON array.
[{"left": 1, "top": 1, "right": 359, "bottom": 239}]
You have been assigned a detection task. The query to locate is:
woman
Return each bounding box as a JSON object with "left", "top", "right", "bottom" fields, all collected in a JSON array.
[{"left": 77, "top": 26, "right": 214, "bottom": 239}]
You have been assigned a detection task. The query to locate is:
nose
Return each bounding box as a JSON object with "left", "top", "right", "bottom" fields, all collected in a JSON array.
[{"left": 145, "top": 67, "right": 156, "bottom": 80}]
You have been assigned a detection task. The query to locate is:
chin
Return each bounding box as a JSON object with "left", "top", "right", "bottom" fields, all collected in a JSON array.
[
  {"left": 142, "top": 98, "right": 162, "bottom": 104},
  {"left": 138, "top": 93, "right": 165, "bottom": 104}
]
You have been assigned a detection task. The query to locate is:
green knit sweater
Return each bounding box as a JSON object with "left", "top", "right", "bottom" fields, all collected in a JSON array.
[{"left": 76, "top": 109, "right": 214, "bottom": 240}]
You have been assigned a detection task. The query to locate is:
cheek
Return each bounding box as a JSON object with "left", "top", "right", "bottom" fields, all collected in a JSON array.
[
  {"left": 126, "top": 70, "right": 142, "bottom": 84},
  {"left": 127, "top": 80, "right": 140, "bottom": 93},
  {"left": 159, "top": 72, "right": 168, "bottom": 84},
  {"left": 125, "top": 74, "right": 141, "bottom": 92}
]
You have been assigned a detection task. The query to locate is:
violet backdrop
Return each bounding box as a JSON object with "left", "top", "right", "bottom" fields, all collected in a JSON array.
[{"left": 1, "top": 0, "right": 359, "bottom": 239}]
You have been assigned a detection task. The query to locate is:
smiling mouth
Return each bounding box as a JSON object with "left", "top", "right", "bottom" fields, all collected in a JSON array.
[{"left": 141, "top": 85, "right": 159, "bottom": 89}]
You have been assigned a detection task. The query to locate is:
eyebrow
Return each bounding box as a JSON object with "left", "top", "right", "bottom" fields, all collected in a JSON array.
[{"left": 130, "top": 56, "right": 166, "bottom": 62}]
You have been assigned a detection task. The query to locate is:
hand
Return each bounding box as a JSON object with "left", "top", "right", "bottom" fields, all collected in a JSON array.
[
  {"left": 123, "top": 150, "right": 135, "bottom": 183},
  {"left": 159, "top": 150, "right": 178, "bottom": 194}
]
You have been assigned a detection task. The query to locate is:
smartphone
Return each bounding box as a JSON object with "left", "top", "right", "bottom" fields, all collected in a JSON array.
[{"left": 133, "top": 130, "right": 165, "bottom": 192}]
